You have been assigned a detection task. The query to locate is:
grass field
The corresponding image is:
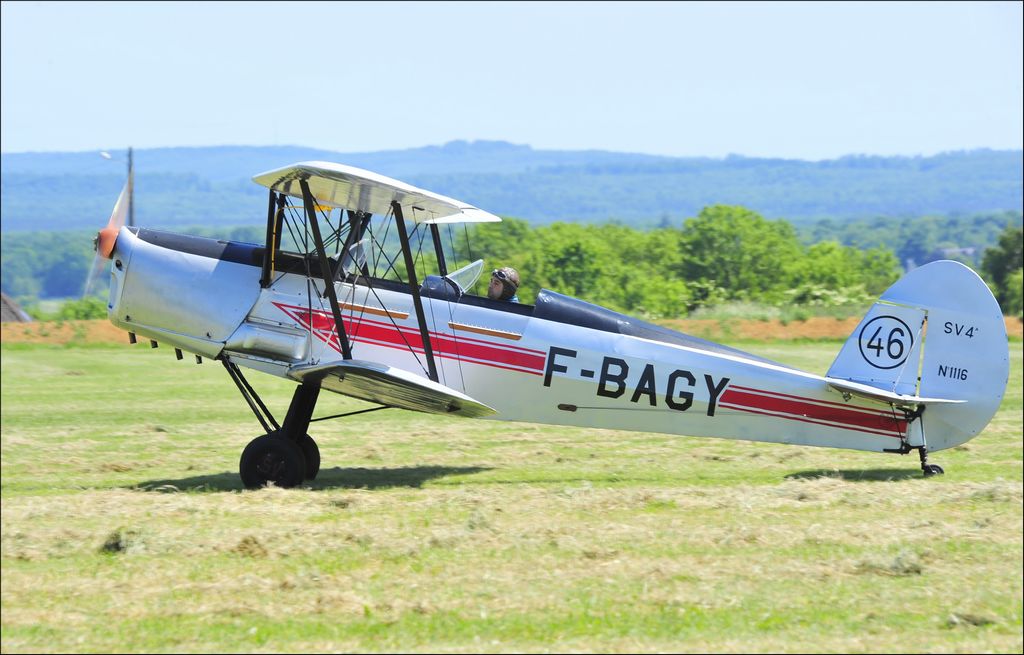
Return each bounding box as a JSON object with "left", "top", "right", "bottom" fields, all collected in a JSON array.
[{"left": 1, "top": 339, "right": 1021, "bottom": 653}]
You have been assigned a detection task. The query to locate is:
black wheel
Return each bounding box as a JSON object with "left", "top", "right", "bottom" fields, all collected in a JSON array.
[
  {"left": 239, "top": 433, "right": 307, "bottom": 489},
  {"left": 923, "top": 463, "right": 945, "bottom": 477},
  {"left": 297, "top": 433, "right": 320, "bottom": 481}
]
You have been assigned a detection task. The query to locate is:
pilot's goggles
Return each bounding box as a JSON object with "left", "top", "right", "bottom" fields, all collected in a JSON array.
[{"left": 491, "top": 269, "right": 518, "bottom": 289}]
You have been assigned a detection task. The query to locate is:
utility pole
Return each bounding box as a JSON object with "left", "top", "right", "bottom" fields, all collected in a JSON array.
[{"left": 127, "top": 147, "right": 135, "bottom": 228}]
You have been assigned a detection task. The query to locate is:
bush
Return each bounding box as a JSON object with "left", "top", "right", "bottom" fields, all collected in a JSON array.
[
  {"left": 57, "top": 297, "right": 108, "bottom": 320},
  {"left": 783, "top": 283, "right": 873, "bottom": 307}
]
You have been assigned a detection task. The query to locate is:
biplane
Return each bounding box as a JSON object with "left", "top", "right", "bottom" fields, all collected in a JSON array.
[{"left": 92, "top": 161, "right": 1010, "bottom": 488}]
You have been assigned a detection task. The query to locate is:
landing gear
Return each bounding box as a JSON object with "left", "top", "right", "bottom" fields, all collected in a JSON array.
[
  {"left": 918, "top": 446, "right": 944, "bottom": 478},
  {"left": 885, "top": 442, "right": 946, "bottom": 478},
  {"left": 224, "top": 360, "right": 323, "bottom": 489},
  {"left": 239, "top": 433, "right": 307, "bottom": 489},
  {"left": 297, "top": 432, "right": 320, "bottom": 480},
  {"left": 883, "top": 405, "right": 945, "bottom": 478},
  {"left": 223, "top": 359, "right": 390, "bottom": 489},
  {"left": 238, "top": 430, "right": 320, "bottom": 488}
]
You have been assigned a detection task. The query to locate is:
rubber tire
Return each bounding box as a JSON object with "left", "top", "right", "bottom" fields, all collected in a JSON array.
[
  {"left": 923, "top": 463, "right": 945, "bottom": 477},
  {"left": 297, "top": 433, "right": 320, "bottom": 481},
  {"left": 239, "top": 434, "right": 307, "bottom": 489}
]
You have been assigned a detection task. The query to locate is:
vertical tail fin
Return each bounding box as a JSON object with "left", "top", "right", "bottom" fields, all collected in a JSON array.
[{"left": 826, "top": 260, "right": 1009, "bottom": 450}]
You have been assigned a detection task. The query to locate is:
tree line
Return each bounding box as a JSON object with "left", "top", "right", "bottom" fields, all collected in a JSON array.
[
  {"left": 455, "top": 207, "right": 899, "bottom": 318},
  {"left": 4, "top": 206, "right": 1021, "bottom": 320},
  {"left": 796, "top": 210, "right": 1020, "bottom": 269}
]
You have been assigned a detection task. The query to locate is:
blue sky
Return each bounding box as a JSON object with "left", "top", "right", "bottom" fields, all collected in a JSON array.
[{"left": 2, "top": 1, "right": 1021, "bottom": 159}]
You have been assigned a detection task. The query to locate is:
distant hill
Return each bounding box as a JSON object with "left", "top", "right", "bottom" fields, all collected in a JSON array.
[{"left": 1, "top": 142, "right": 1021, "bottom": 231}]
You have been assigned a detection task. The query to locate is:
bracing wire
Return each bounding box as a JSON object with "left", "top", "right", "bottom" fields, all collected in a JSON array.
[
  {"left": 413, "top": 222, "right": 448, "bottom": 386},
  {"left": 413, "top": 223, "right": 430, "bottom": 281},
  {"left": 463, "top": 223, "right": 474, "bottom": 262},
  {"left": 355, "top": 209, "right": 432, "bottom": 378},
  {"left": 443, "top": 225, "right": 468, "bottom": 387},
  {"left": 274, "top": 201, "right": 436, "bottom": 379},
  {"left": 446, "top": 223, "right": 458, "bottom": 270}
]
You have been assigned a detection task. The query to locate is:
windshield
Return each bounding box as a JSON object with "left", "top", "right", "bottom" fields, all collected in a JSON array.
[
  {"left": 343, "top": 238, "right": 369, "bottom": 274},
  {"left": 445, "top": 259, "right": 484, "bottom": 294}
]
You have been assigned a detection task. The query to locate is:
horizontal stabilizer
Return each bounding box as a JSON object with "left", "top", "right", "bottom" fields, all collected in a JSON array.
[
  {"left": 825, "top": 377, "right": 965, "bottom": 409},
  {"left": 288, "top": 359, "right": 496, "bottom": 418}
]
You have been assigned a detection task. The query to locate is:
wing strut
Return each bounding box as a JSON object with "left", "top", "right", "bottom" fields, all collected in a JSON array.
[
  {"left": 222, "top": 360, "right": 279, "bottom": 433},
  {"left": 430, "top": 224, "right": 448, "bottom": 276},
  {"left": 260, "top": 191, "right": 286, "bottom": 288},
  {"left": 393, "top": 200, "right": 439, "bottom": 382},
  {"left": 300, "top": 179, "right": 353, "bottom": 360}
]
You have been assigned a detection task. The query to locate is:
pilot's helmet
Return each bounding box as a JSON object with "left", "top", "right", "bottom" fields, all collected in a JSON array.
[{"left": 492, "top": 266, "right": 520, "bottom": 299}]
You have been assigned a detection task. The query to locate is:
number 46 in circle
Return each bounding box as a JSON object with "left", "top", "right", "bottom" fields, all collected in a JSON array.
[{"left": 858, "top": 315, "right": 914, "bottom": 370}]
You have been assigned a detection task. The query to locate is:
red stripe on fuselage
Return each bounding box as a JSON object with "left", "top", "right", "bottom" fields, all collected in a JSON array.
[
  {"left": 719, "top": 387, "right": 906, "bottom": 437},
  {"left": 727, "top": 384, "right": 894, "bottom": 416},
  {"left": 718, "top": 403, "right": 904, "bottom": 439},
  {"left": 272, "top": 302, "right": 546, "bottom": 374}
]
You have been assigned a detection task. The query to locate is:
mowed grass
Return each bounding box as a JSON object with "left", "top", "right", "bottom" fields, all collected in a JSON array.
[{"left": 1, "top": 340, "right": 1021, "bottom": 653}]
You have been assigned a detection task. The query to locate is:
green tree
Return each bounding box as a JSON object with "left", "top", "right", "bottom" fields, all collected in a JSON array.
[
  {"left": 788, "top": 242, "right": 900, "bottom": 295},
  {"left": 527, "top": 223, "right": 622, "bottom": 304},
  {"left": 1004, "top": 268, "right": 1023, "bottom": 319},
  {"left": 981, "top": 225, "right": 1024, "bottom": 313},
  {"left": 678, "top": 205, "right": 802, "bottom": 304},
  {"left": 619, "top": 228, "right": 690, "bottom": 317},
  {"left": 856, "top": 247, "right": 903, "bottom": 294}
]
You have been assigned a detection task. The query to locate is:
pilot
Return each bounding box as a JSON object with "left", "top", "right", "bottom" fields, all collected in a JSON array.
[{"left": 488, "top": 266, "right": 520, "bottom": 303}]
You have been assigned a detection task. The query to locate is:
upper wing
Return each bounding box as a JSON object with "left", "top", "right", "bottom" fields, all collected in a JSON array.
[
  {"left": 252, "top": 161, "right": 502, "bottom": 225},
  {"left": 288, "top": 359, "right": 496, "bottom": 418}
]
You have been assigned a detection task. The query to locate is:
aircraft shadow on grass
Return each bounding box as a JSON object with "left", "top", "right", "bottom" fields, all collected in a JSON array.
[
  {"left": 135, "top": 465, "right": 922, "bottom": 493},
  {"left": 135, "top": 465, "right": 493, "bottom": 493},
  {"left": 785, "top": 468, "right": 924, "bottom": 482}
]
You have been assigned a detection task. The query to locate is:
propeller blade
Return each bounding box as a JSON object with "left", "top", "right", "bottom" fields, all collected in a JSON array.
[
  {"left": 82, "top": 250, "right": 108, "bottom": 298},
  {"left": 84, "top": 172, "right": 133, "bottom": 298},
  {"left": 96, "top": 174, "right": 132, "bottom": 259}
]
